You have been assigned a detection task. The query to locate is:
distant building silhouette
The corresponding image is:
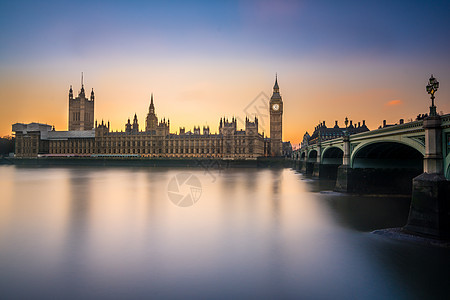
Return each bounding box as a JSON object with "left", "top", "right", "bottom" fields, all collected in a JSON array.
[
  {"left": 303, "top": 119, "right": 369, "bottom": 145},
  {"left": 13, "top": 76, "right": 284, "bottom": 159}
]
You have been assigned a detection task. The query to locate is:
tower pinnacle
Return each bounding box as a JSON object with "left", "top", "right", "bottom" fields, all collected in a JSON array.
[
  {"left": 69, "top": 85, "right": 73, "bottom": 100},
  {"left": 273, "top": 73, "right": 279, "bottom": 92},
  {"left": 79, "top": 72, "right": 85, "bottom": 97},
  {"left": 149, "top": 93, "right": 155, "bottom": 114}
]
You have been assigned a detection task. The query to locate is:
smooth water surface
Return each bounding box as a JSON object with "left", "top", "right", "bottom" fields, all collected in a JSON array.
[{"left": 0, "top": 166, "right": 449, "bottom": 299}]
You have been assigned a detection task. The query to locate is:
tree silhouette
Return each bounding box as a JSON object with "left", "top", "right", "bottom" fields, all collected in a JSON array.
[{"left": 0, "top": 136, "right": 15, "bottom": 156}]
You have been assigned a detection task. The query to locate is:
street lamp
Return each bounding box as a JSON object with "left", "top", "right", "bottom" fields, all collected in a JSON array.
[
  {"left": 343, "top": 117, "right": 349, "bottom": 137},
  {"left": 426, "top": 74, "right": 439, "bottom": 116}
]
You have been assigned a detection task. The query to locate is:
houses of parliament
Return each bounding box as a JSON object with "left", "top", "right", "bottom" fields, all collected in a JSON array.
[{"left": 13, "top": 76, "right": 284, "bottom": 159}]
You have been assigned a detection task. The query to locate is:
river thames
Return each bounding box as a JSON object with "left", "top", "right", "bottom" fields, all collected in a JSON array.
[{"left": 0, "top": 165, "right": 449, "bottom": 299}]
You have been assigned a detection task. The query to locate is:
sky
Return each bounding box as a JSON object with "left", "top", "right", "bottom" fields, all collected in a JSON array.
[{"left": 1, "top": 0, "right": 449, "bottom": 146}]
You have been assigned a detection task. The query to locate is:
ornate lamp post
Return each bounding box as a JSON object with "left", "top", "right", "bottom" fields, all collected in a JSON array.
[
  {"left": 335, "top": 116, "right": 352, "bottom": 192},
  {"left": 426, "top": 74, "right": 439, "bottom": 116},
  {"left": 405, "top": 74, "right": 448, "bottom": 239},
  {"left": 343, "top": 117, "right": 349, "bottom": 136}
]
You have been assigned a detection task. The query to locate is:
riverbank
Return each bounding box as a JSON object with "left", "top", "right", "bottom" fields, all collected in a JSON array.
[
  {"left": 0, "top": 156, "right": 290, "bottom": 168},
  {"left": 372, "top": 228, "right": 450, "bottom": 248}
]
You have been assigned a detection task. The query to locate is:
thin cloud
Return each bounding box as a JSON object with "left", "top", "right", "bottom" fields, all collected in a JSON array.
[{"left": 385, "top": 99, "right": 403, "bottom": 106}]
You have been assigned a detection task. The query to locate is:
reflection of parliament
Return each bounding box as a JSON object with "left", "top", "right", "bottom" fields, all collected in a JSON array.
[{"left": 13, "top": 76, "right": 287, "bottom": 159}]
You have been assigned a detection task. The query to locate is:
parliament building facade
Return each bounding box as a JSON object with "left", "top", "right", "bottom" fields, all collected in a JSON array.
[{"left": 13, "top": 77, "right": 284, "bottom": 159}]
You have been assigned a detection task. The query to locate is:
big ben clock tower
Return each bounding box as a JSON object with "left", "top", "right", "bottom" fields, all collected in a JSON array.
[{"left": 270, "top": 74, "right": 283, "bottom": 156}]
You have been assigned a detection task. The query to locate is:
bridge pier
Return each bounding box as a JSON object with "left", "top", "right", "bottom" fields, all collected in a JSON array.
[
  {"left": 335, "top": 165, "right": 355, "bottom": 192},
  {"left": 294, "top": 160, "right": 301, "bottom": 171},
  {"left": 319, "top": 164, "right": 341, "bottom": 179},
  {"left": 312, "top": 145, "right": 321, "bottom": 177},
  {"left": 335, "top": 134, "right": 352, "bottom": 192},
  {"left": 300, "top": 157, "right": 307, "bottom": 173},
  {"left": 405, "top": 115, "right": 450, "bottom": 239},
  {"left": 305, "top": 162, "right": 314, "bottom": 175},
  {"left": 312, "top": 163, "right": 321, "bottom": 177}
]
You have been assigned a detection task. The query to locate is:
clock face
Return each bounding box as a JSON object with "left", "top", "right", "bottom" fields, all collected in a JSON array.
[{"left": 272, "top": 104, "right": 280, "bottom": 111}]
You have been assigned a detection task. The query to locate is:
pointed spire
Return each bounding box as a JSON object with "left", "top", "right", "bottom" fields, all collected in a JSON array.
[
  {"left": 79, "top": 73, "right": 85, "bottom": 98},
  {"left": 273, "top": 73, "right": 279, "bottom": 92},
  {"left": 69, "top": 85, "right": 73, "bottom": 100},
  {"left": 149, "top": 93, "right": 155, "bottom": 114},
  {"left": 90, "top": 88, "right": 94, "bottom": 101}
]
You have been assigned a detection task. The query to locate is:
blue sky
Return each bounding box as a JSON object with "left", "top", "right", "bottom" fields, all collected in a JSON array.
[{"left": 2, "top": 0, "right": 449, "bottom": 62}]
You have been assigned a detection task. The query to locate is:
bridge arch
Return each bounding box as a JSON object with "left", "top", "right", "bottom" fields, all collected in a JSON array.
[
  {"left": 307, "top": 149, "right": 317, "bottom": 162},
  {"left": 351, "top": 138, "right": 424, "bottom": 167},
  {"left": 322, "top": 146, "right": 343, "bottom": 165},
  {"left": 351, "top": 141, "right": 423, "bottom": 169},
  {"left": 348, "top": 141, "right": 424, "bottom": 194}
]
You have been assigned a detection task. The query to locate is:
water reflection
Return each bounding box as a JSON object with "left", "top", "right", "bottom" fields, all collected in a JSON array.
[{"left": 0, "top": 166, "right": 449, "bottom": 299}]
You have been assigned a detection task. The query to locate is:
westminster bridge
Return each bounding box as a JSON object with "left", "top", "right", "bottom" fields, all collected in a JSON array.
[
  {"left": 292, "top": 113, "right": 450, "bottom": 183},
  {"left": 291, "top": 111, "right": 450, "bottom": 239}
]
